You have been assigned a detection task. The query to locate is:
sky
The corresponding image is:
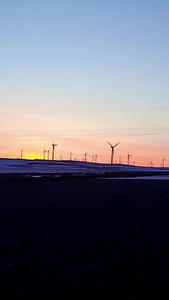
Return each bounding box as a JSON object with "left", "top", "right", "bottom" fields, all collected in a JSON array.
[{"left": 0, "top": 0, "right": 169, "bottom": 166}]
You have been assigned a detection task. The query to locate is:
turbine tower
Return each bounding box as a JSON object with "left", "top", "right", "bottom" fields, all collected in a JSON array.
[
  {"left": 162, "top": 157, "right": 166, "bottom": 168},
  {"left": 127, "top": 153, "right": 131, "bottom": 165},
  {"left": 107, "top": 142, "right": 120, "bottom": 165},
  {"left": 21, "top": 149, "right": 23, "bottom": 159},
  {"left": 52, "top": 141, "right": 57, "bottom": 161},
  {"left": 84, "top": 153, "right": 87, "bottom": 162},
  {"left": 43, "top": 148, "right": 47, "bottom": 160}
]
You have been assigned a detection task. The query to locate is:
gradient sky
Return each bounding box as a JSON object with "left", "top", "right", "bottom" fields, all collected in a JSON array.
[{"left": 1, "top": 0, "right": 169, "bottom": 166}]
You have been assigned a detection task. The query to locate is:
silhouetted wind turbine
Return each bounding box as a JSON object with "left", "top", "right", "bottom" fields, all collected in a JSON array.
[
  {"left": 43, "top": 148, "right": 47, "bottom": 160},
  {"left": 107, "top": 142, "right": 120, "bottom": 165},
  {"left": 52, "top": 141, "right": 57, "bottom": 161},
  {"left": 85, "top": 153, "right": 87, "bottom": 162},
  {"left": 162, "top": 157, "right": 166, "bottom": 168},
  {"left": 21, "top": 149, "right": 23, "bottom": 159},
  {"left": 127, "top": 153, "right": 131, "bottom": 165}
]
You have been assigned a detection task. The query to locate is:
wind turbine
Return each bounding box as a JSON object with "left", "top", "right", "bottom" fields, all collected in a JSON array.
[
  {"left": 162, "top": 157, "right": 166, "bottom": 168},
  {"left": 127, "top": 153, "right": 131, "bottom": 165},
  {"left": 52, "top": 140, "right": 57, "bottom": 161},
  {"left": 107, "top": 142, "right": 120, "bottom": 165},
  {"left": 43, "top": 148, "right": 47, "bottom": 160}
]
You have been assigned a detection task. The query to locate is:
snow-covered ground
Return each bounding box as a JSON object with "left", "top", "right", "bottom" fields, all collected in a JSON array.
[
  {"left": 0, "top": 159, "right": 109, "bottom": 174},
  {"left": 0, "top": 158, "right": 169, "bottom": 179}
]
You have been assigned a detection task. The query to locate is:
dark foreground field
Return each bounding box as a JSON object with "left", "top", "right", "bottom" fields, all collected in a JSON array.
[{"left": 1, "top": 177, "right": 169, "bottom": 299}]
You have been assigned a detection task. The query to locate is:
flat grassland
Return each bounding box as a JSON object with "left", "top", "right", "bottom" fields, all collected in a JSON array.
[{"left": 1, "top": 177, "right": 169, "bottom": 299}]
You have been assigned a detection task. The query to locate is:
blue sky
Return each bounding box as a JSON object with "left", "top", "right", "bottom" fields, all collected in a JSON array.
[{"left": 1, "top": 0, "right": 169, "bottom": 164}]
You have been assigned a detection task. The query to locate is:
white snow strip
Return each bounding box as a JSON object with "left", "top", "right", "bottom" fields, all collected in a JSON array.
[{"left": 99, "top": 176, "right": 169, "bottom": 180}]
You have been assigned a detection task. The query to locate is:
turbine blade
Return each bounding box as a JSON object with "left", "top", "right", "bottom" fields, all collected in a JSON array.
[
  {"left": 114, "top": 142, "right": 120, "bottom": 148},
  {"left": 107, "top": 142, "right": 113, "bottom": 147}
]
